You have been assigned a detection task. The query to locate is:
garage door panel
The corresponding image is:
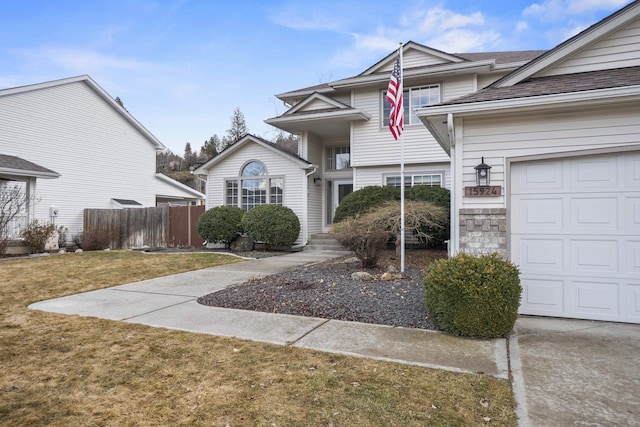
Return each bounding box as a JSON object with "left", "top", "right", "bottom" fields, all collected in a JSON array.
[
  {"left": 571, "top": 280, "right": 620, "bottom": 319},
  {"left": 626, "top": 283, "right": 640, "bottom": 321},
  {"left": 512, "top": 197, "right": 564, "bottom": 233},
  {"left": 520, "top": 277, "right": 565, "bottom": 314},
  {"left": 570, "top": 157, "right": 618, "bottom": 189},
  {"left": 625, "top": 241, "right": 640, "bottom": 276},
  {"left": 626, "top": 198, "right": 640, "bottom": 231},
  {"left": 570, "top": 197, "right": 619, "bottom": 231},
  {"left": 570, "top": 240, "right": 618, "bottom": 274},
  {"left": 515, "top": 237, "right": 564, "bottom": 272},
  {"left": 511, "top": 161, "right": 562, "bottom": 192},
  {"left": 624, "top": 154, "right": 640, "bottom": 187}
]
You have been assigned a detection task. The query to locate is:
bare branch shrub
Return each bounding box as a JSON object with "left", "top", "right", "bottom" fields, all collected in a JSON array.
[
  {"left": 333, "top": 219, "right": 392, "bottom": 268},
  {"left": 333, "top": 200, "right": 448, "bottom": 267},
  {"left": 20, "top": 220, "right": 55, "bottom": 254}
]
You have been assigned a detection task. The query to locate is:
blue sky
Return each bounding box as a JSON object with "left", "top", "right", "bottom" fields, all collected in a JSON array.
[{"left": 0, "top": 0, "right": 633, "bottom": 155}]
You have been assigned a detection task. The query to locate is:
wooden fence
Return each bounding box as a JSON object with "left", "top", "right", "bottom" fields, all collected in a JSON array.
[{"left": 83, "top": 205, "right": 205, "bottom": 250}]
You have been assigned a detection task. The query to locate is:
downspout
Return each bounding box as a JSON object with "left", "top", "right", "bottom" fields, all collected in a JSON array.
[{"left": 447, "top": 113, "right": 458, "bottom": 257}]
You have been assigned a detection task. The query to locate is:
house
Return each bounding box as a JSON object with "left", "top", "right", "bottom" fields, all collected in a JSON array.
[
  {"left": 196, "top": 42, "right": 543, "bottom": 245},
  {"left": 417, "top": 0, "right": 640, "bottom": 324},
  {"left": 0, "top": 75, "right": 204, "bottom": 243}
]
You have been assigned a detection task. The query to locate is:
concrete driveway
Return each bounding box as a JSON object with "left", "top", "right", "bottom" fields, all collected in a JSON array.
[{"left": 511, "top": 316, "right": 640, "bottom": 427}]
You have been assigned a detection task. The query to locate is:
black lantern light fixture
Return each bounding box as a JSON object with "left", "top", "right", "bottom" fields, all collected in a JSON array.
[{"left": 475, "top": 157, "right": 491, "bottom": 187}]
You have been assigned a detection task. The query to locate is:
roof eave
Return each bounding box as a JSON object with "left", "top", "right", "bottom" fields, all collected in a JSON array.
[{"left": 416, "top": 85, "right": 640, "bottom": 118}]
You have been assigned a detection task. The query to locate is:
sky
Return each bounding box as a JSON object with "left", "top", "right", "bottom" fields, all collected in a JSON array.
[{"left": 0, "top": 0, "right": 634, "bottom": 155}]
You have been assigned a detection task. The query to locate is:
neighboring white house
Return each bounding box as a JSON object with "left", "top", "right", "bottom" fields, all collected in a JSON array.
[
  {"left": 196, "top": 42, "right": 543, "bottom": 244},
  {"left": 0, "top": 75, "right": 204, "bottom": 240},
  {"left": 418, "top": 0, "right": 640, "bottom": 324}
]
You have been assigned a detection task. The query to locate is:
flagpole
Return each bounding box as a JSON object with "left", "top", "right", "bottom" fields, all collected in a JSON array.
[{"left": 399, "top": 43, "right": 405, "bottom": 274}]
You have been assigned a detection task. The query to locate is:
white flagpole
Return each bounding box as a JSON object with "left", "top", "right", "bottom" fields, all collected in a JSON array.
[{"left": 399, "top": 43, "right": 405, "bottom": 273}]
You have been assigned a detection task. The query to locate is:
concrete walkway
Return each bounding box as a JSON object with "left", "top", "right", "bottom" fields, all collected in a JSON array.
[{"left": 28, "top": 250, "right": 640, "bottom": 426}]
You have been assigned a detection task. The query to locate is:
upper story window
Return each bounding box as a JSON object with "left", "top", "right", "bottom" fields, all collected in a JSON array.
[
  {"left": 383, "top": 85, "right": 440, "bottom": 126},
  {"left": 326, "top": 146, "right": 351, "bottom": 171},
  {"left": 225, "top": 160, "right": 284, "bottom": 211}
]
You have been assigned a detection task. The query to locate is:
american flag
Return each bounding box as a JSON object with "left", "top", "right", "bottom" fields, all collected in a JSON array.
[{"left": 386, "top": 54, "right": 403, "bottom": 140}]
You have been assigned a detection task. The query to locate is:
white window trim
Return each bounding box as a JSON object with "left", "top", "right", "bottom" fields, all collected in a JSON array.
[{"left": 383, "top": 172, "right": 444, "bottom": 188}]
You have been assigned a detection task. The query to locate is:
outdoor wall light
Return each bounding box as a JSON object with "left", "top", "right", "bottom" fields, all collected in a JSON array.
[
  {"left": 313, "top": 175, "right": 322, "bottom": 185},
  {"left": 475, "top": 157, "right": 491, "bottom": 187}
]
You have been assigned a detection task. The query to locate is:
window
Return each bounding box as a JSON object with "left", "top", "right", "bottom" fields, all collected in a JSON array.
[
  {"left": 225, "top": 161, "right": 284, "bottom": 210},
  {"left": 326, "top": 146, "right": 351, "bottom": 170},
  {"left": 383, "top": 85, "right": 440, "bottom": 126},
  {"left": 386, "top": 174, "right": 442, "bottom": 188}
]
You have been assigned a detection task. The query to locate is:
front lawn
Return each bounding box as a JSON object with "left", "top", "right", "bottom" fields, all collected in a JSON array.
[{"left": 0, "top": 250, "right": 516, "bottom": 426}]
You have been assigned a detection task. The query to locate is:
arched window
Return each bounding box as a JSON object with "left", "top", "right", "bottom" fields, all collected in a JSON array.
[
  {"left": 225, "top": 160, "right": 283, "bottom": 210},
  {"left": 242, "top": 161, "right": 267, "bottom": 177}
]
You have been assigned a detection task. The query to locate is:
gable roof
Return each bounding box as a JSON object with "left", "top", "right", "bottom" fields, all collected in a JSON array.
[
  {"left": 492, "top": 0, "right": 640, "bottom": 87},
  {"left": 0, "top": 75, "right": 166, "bottom": 150},
  {"left": 274, "top": 43, "right": 545, "bottom": 101},
  {"left": 0, "top": 154, "right": 60, "bottom": 179},
  {"left": 193, "top": 134, "right": 314, "bottom": 174},
  {"left": 155, "top": 173, "right": 205, "bottom": 199}
]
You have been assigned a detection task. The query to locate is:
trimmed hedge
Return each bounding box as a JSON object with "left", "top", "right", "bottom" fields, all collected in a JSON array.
[
  {"left": 241, "top": 204, "right": 300, "bottom": 248},
  {"left": 424, "top": 253, "right": 522, "bottom": 338},
  {"left": 196, "top": 206, "right": 244, "bottom": 247}
]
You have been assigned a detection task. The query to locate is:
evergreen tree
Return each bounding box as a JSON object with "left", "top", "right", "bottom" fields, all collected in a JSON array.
[
  {"left": 184, "top": 142, "right": 197, "bottom": 168},
  {"left": 220, "top": 107, "right": 248, "bottom": 151},
  {"left": 202, "top": 134, "right": 220, "bottom": 159}
]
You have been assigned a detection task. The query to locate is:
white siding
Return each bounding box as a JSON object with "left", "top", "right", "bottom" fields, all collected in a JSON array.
[
  {"left": 351, "top": 87, "right": 449, "bottom": 167},
  {"left": 0, "top": 81, "right": 161, "bottom": 236},
  {"left": 539, "top": 17, "right": 640, "bottom": 76},
  {"left": 458, "top": 103, "right": 640, "bottom": 209},
  {"left": 477, "top": 71, "right": 510, "bottom": 89},
  {"left": 442, "top": 75, "right": 475, "bottom": 102},
  {"left": 205, "top": 142, "right": 307, "bottom": 244},
  {"left": 378, "top": 49, "right": 450, "bottom": 73}
]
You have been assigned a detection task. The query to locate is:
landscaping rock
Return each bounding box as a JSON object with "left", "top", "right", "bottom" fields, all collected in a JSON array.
[
  {"left": 231, "top": 235, "right": 254, "bottom": 252},
  {"left": 351, "top": 271, "right": 373, "bottom": 281}
]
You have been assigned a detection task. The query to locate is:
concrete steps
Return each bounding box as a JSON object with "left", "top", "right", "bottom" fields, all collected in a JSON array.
[{"left": 305, "top": 234, "right": 350, "bottom": 253}]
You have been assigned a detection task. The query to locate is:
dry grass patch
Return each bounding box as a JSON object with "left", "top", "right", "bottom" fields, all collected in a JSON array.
[{"left": 0, "top": 250, "right": 516, "bottom": 426}]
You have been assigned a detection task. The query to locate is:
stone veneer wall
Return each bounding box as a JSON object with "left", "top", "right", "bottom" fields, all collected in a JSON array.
[{"left": 458, "top": 208, "right": 507, "bottom": 257}]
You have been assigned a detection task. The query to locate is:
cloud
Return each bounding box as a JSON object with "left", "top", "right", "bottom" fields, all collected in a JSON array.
[
  {"left": 515, "top": 21, "right": 530, "bottom": 33},
  {"left": 524, "top": 0, "right": 631, "bottom": 20}
]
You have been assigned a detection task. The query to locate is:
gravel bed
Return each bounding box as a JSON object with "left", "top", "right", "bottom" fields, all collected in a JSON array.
[{"left": 198, "top": 250, "right": 446, "bottom": 330}]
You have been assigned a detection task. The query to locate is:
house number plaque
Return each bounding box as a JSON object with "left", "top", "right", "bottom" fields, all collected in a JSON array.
[{"left": 464, "top": 186, "right": 502, "bottom": 197}]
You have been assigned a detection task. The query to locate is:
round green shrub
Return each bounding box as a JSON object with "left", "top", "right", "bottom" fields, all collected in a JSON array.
[
  {"left": 333, "top": 185, "right": 399, "bottom": 223},
  {"left": 241, "top": 204, "right": 300, "bottom": 248},
  {"left": 424, "top": 253, "right": 522, "bottom": 338},
  {"left": 196, "top": 206, "right": 244, "bottom": 247}
]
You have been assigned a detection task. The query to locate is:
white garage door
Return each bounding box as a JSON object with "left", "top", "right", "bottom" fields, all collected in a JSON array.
[{"left": 511, "top": 152, "right": 640, "bottom": 323}]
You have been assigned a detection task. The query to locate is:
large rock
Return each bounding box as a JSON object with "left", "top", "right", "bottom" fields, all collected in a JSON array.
[
  {"left": 230, "top": 235, "right": 254, "bottom": 252},
  {"left": 351, "top": 271, "right": 373, "bottom": 281}
]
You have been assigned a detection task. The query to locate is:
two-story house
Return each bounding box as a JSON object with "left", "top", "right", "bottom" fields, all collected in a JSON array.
[{"left": 196, "top": 41, "right": 543, "bottom": 245}]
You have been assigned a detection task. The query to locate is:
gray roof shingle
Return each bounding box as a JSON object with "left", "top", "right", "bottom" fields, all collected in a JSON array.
[
  {"left": 440, "top": 66, "right": 640, "bottom": 105},
  {"left": 0, "top": 154, "right": 59, "bottom": 176}
]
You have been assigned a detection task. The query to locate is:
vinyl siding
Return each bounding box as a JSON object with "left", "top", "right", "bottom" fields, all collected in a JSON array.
[
  {"left": 204, "top": 142, "right": 307, "bottom": 244},
  {"left": 477, "top": 71, "right": 510, "bottom": 89},
  {"left": 539, "top": 17, "right": 640, "bottom": 76},
  {"left": 378, "top": 49, "right": 450, "bottom": 73},
  {"left": 458, "top": 103, "right": 640, "bottom": 209},
  {"left": 0, "top": 81, "right": 161, "bottom": 236}
]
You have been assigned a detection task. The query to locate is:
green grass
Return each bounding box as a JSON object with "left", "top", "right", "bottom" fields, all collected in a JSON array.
[{"left": 0, "top": 250, "right": 516, "bottom": 426}]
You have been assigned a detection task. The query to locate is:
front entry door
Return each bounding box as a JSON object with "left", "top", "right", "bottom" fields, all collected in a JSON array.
[{"left": 329, "top": 179, "right": 353, "bottom": 224}]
